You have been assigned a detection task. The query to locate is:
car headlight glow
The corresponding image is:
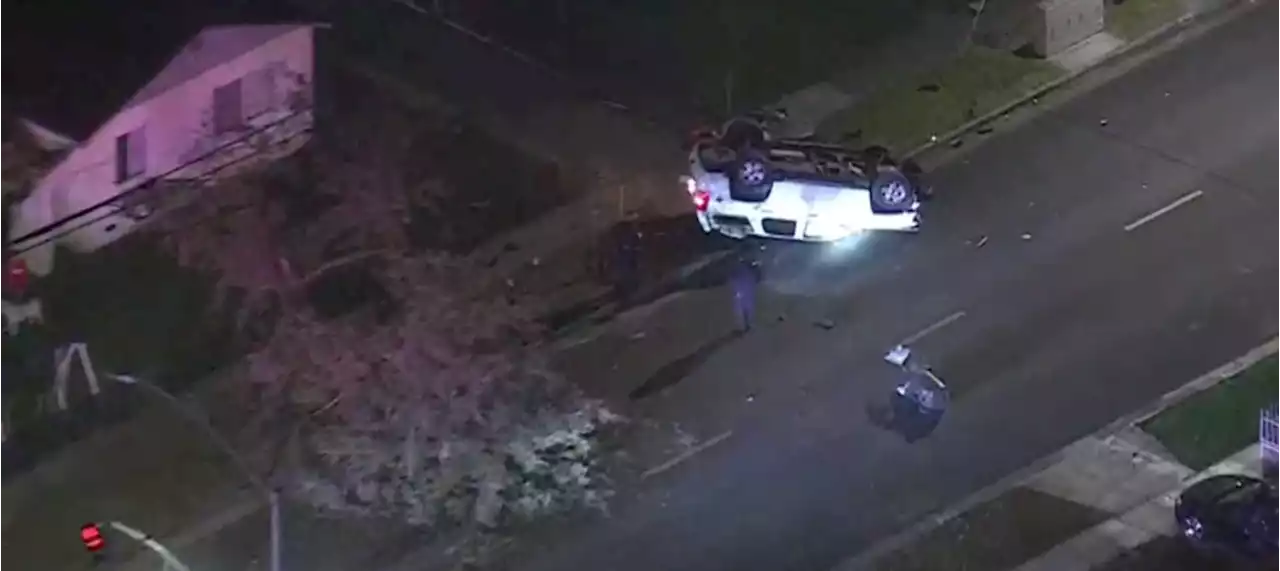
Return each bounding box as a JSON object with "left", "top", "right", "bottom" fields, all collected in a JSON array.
[
  {"left": 805, "top": 217, "right": 855, "bottom": 239},
  {"left": 806, "top": 203, "right": 871, "bottom": 239}
]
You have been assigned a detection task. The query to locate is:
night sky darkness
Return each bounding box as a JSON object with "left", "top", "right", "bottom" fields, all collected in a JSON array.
[{"left": 4, "top": 0, "right": 299, "bottom": 138}]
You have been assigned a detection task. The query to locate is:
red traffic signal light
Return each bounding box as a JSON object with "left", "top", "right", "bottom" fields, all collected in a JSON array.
[{"left": 80, "top": 523, "right": 106, "bottom": 552}]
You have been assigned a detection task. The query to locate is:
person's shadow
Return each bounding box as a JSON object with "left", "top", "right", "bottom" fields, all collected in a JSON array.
[
  {"left": 865, "top": 399, "right": 941, "bottom": 443},
  {"left": 629, "top": 330, "right": 744, "bottom": 400},
  {"left": 865, "top": 401, "right": 895, "bottom": 430}
]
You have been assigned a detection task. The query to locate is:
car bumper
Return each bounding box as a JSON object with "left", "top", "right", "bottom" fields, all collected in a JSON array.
[{"left": 695, "top": 209, "right": 920, "bottom": 241}]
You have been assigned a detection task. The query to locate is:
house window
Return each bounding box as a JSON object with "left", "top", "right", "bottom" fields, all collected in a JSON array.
[
  {"left": 243, "top": 64, "right": 280, "bottom": 119},
  {"left": 114, "top": 127, "right": 146, "bottom": 182},
  {"left": 212, "top": 78, "right": 244, "bottom": 134}
]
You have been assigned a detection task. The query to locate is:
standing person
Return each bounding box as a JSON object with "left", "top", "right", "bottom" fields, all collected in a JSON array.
[
  {"left": 612, "top": 220, "right": 641, "bottom": 304},
  {"left": 729, "top": 253, "right": 759, "bottom": 332}
]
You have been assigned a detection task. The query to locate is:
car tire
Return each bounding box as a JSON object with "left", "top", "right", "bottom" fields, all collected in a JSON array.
[
  {"left": 729, "top": 150, "right": 773, "bottom": 202},
  {"left": 869, "top": 166, "right": 916, "bottom": 211}
]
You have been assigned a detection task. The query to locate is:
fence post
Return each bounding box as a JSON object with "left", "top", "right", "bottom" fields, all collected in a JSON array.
[
  {"left": 1254, "top": 404, "right": 1274, "bottom": 478},
  {"left": 53, "top": 342, "right": 100, "bottom": 411}
]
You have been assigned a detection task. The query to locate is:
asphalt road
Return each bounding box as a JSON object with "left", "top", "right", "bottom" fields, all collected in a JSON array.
[{"left": 510, "top": 7, "right": 1279, "bottom": 571}]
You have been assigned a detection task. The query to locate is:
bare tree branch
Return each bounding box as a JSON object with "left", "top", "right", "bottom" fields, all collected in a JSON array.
[{"left": 148, "top": 104, "right": 620, "bottom": 530}]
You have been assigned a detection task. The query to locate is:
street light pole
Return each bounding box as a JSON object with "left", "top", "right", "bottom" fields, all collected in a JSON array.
[
  {"left": 107, "top": 520, "right": 194, "bottom": 571},
  {"left": 270, "top": 489, "right": 282, "bottom": 571},
  {"left": 109, "top": 374, "right": 283, "bottom": 571}
]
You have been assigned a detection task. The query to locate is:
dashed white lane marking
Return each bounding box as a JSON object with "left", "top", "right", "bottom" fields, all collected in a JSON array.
[
  {"left": 1124, "top": 190, "right": 1204, "bottom": 232},
  {"left": 901, "top": 311, "right": 968, "bottom": 345},
  {"left": 641, "top": 430, "right": 734, "bottom": 480}
]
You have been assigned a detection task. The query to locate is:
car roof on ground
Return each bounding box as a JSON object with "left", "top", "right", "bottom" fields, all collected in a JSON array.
[
  {"left": 774, "top": 140, "right": 910, "bottom": 187},
  {"left": 697, "top": 138, "right": 899, "bottom": 188}
]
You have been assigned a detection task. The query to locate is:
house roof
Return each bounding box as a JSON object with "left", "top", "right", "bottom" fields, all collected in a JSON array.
[
  {"left": 122, "top": 24, "right": 310, "bottom": 111},
  {"left": 3, "top": 114, "right": 73, "bottom": 200},
  {"left": 2, "top": 0, "right": 304, "bottom": 141}
]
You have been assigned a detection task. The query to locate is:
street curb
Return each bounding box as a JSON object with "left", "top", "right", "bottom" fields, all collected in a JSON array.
[
  {"left": 832, "top": 336, "right": 1278, "bottom": 571},
  {"left": 546, "top": 1, "right": 1261, "bottom": 355},
  {"left": 1010, "top": 443, "right": 1263, "bottom": 571},
  {"left": 901, "top": 0, "right": 1256, "bottom": 160},
  {"left": 1128, "top": 338, "right": 1280, "bottom": 427},
  {"left": 831, "top": 13, "right": 1272, "bottom": 567}
]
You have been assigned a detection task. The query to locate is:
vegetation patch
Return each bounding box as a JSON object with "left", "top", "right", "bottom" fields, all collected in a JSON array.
[
  {"left": 1140, "top": 355, "right": 1278, "bottom": 471},
  {"left": 818, "top": 47, "right": 1062, "bottom": 153},
  {"left": 1107, "top": 0, "right": 1186, "bottom": 41}
]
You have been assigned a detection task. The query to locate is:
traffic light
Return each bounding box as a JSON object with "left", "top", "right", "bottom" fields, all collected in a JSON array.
[{"left": 80, "top": 522, "right": 106, "bottom": 553}]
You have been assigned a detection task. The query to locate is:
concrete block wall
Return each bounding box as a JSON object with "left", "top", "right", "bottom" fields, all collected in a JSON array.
[{"left": 1033, "top": 0, "right": 1107, "bottom": 56}]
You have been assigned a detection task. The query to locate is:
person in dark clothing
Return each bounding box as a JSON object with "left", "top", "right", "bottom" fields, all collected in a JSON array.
[
  {"left": 729, "top": 255, "right": 759, "bottom": 332},
  {"left": 889, "top": 369, "right": 949, "bottom": 443},
  {"left": 612, "top": 222, "right": 641, "bottom": 304}
]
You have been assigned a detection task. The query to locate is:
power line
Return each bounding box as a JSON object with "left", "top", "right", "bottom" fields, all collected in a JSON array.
[
  {"left": 8, "top": 111, "right": 312, "bottom": 253},
  {"left": 13, "top": 124, "right": 314, "bottom": 256}
]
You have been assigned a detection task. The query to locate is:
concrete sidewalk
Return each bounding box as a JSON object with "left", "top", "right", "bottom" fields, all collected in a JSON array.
[
  {"left": 1015, "top": 444, "right": 1266, "bottom": 571},
  {"left": 838, "top": 339, "right": 1278, "bottom": 571}
]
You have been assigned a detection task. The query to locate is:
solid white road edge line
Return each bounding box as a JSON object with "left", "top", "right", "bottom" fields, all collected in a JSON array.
[
  {"left": 641, "top": 430, "right": 735, "bottom": 480},
  {"left": 901, "top": 311, "right": 968, "bottom": 345},
  {"left": 1124, "top": 190, "right": 1204, "bottom": 232}
]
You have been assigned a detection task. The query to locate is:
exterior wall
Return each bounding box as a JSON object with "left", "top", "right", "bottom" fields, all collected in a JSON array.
[
  {"left": 1032, "top": 0, "right": 1106, "bottom": 57},
  {"left": 10, "top": 26, "right": 316, "bottom": 275}
]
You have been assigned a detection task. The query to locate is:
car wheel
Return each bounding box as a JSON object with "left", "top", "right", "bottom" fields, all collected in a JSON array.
[
  {"left": 869, "top": 167, "right": 916, "bottom": 211},
  {"left": 729, "top": 151, "right": 774, "bottom": 202},
  {"left": 738, "top": 157, "right": 769, "bottom": 186}
]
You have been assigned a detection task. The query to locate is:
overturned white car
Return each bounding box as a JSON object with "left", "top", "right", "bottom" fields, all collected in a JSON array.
[{"left": 681, "top": 116, "right": 928, "bottom": 242}]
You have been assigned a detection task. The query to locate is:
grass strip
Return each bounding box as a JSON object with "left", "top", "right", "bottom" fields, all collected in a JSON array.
[
  {"left": 1140, "top": 355, "right": 1278, "bottom": 471},
  {"left": 1107, "top": 0, "right": 1187, "bottom": 41},
  {"left": 817, "top": 47, "right": 1063, "bottom": 153}
]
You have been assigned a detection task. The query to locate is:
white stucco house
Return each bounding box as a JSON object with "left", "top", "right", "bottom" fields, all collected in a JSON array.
[{"left": 7, "top": 23, "right": 322, "bottom": 276}]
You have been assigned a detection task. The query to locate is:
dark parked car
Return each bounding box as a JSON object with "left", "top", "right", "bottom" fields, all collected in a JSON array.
[{"left": 1175, "top": 474, "right": 1278, "bottom": 566}]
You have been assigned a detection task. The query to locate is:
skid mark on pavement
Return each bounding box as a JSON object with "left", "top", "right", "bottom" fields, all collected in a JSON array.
[{"left": 1123, "top": 189, "right": 1204, "bottom": 232}]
